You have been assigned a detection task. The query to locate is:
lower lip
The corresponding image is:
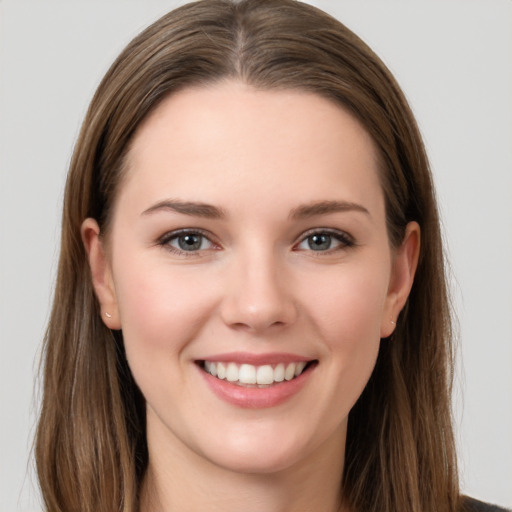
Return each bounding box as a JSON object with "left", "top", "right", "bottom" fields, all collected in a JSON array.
[{"left": 198, "top": 364, "right": 315, "bottom": 409}]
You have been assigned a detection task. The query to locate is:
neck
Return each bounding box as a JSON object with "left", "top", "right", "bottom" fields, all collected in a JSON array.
[{"left": 139, "top": 417, "right": 348, "bottom": 512}]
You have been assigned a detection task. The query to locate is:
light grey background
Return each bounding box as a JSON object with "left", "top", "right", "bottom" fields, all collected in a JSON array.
[{"left": 1, "top": 1, "right": 511, "bottom": 510}]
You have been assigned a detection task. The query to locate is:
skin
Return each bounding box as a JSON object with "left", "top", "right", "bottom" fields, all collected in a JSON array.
[{"left": 82, "top": 81, "right": 420, "bottom": 512}]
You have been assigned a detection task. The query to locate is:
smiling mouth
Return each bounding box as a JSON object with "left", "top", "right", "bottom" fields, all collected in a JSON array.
[{"left": 198, "top": 360, "right": 317, "bottom": 387}]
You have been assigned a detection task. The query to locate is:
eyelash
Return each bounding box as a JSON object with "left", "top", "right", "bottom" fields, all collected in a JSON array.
[
  {"left": 294, "top": 228, "right": 355, "bottom": 254},
  {"left": 157, "top": 228, "right": 218, "bottom": 257},
  {"left": 157, "top": 228, "right": 355, "bottom": 257}
]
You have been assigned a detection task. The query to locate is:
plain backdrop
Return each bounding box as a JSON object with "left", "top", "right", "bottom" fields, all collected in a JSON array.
[{"left": 1, "top": 1, "right": 511, "bottom": 510}]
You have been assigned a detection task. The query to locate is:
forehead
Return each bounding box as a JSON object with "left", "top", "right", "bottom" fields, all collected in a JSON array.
[{"left": 119, "top": 81, "right": 383, "bottom": 218}]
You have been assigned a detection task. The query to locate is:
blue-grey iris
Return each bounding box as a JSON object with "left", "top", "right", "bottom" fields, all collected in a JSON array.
[
  {"left": 178, "top": 234, "right": 202, "bottom": 251},
  {"left": 308, "top": 234, "right": 331, "bottom": 251}
]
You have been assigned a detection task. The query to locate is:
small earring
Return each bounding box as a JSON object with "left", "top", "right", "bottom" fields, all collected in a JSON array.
[
  {"left": 390, "top": 319, "right": 396, "bottom": 325},
  {"left": 105, "top": 312, "right": 112, "bottom": 318}
]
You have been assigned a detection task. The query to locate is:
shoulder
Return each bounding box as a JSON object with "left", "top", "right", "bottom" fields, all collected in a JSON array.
[{"left": 462, "top": 496, "right": 511, "bottom": 512}]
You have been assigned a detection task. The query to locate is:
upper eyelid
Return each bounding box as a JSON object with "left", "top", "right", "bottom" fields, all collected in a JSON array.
[
  {"left": 158, "top": 227, "right": 215, "bottom": 243},
  {"left": 296, "top": 227, "right": 354, "bottom": 242}
]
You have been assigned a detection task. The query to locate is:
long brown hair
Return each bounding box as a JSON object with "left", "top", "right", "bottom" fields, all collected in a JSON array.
[{"left": 36, "top": 1, "right": 460, "bottom": 511}]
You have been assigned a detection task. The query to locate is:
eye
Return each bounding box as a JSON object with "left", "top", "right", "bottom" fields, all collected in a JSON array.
[
  {"left": 296, "top": 230, "right": 354, "bottom": 252},
  {"left": 158, "top": 230, "right": 217, "bottom": 255}
]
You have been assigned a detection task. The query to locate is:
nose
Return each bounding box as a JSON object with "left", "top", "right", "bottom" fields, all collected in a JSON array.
[{"left": 219, "top": 249, "right": 298, "bottom": 333}]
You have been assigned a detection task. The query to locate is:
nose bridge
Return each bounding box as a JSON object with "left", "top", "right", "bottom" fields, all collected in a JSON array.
[{"left": 220, "top": 241, "right": 296, "bottom": 332}]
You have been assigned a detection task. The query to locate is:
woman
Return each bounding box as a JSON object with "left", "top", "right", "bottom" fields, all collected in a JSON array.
[{"left": 34, "top": 1, "right": 509, "bottom": 511}]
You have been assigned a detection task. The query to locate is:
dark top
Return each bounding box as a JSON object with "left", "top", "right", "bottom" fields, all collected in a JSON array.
[{"left": 464, "top": 497, "right": 511, "bottom": 512}]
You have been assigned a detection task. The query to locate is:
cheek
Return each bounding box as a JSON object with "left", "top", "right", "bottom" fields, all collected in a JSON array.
[
  {"left": 300, "top": 261, "right": 390, "bottom": 398},
  {"left": 112, "top": 256, "right": 219, "bottom": 363},
  {"left": 302, "top": 262, "right": 390, "bottom": 348}
]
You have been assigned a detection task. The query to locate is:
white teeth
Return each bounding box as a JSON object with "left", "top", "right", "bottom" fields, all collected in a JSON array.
[
  {"left": 239, "top": 364, "right": 256, "bottom": 384},
  {"left": 203, "top": 360, "right": 310, "bottom": 385},
  {"left": 274, "top": 363, "right": 285, "bottom": 382},
  {"left": 256, "top": 365, "right": 274, "bottom": 385},
  {"left": 216, "top": 362, "right": 227, "bottom": 380},
  {"left": 204, "top": 361, "right": 217, "bottom": 377},
  {"left": 284, "top": 363, "right": 296, "bottom": 381},
  {"left": 226, "top": 362, "right": 239, "bottom": 382},
  {"left": 294, "top": 361, "right": 307, "bottom": 377}
]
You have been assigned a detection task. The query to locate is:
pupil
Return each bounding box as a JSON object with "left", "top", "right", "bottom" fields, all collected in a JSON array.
[
  {"left": 178, "top": 234, "right": 201, "bottom": 251},
  {"left": 309, "top": 234, "right": 331, "bottom": 251}
]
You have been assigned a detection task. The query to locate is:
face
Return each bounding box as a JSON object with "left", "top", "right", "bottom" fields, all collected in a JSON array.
[{"left": 84, "top": 81, "right": 418, "bottom": 476}]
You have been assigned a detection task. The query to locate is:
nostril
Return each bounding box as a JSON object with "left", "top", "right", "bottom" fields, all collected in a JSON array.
[
  {"left": 222, "top": 303, "right": 298, "bottom": 333},
  {"left": 227, "top": 318, "right": 287, "bottom": 332}
]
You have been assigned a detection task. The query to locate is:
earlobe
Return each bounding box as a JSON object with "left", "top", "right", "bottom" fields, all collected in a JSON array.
[
  {"left": 380, "top": 221, "right": 421, "bottom": 338},
  {"left": 81, "top": 218, "right": 121, "bottom": 330}
]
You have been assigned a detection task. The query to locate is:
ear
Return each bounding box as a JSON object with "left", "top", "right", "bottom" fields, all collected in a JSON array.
[
  {"left": 380, "top": 221, "right": 421, "bottom": 338},
  {"left": 81, "top": 218, "right": 121, "bottom": 330}
]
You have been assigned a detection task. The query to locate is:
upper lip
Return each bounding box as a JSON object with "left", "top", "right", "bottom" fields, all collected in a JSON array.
[{"left": 197, "top": 352, "right": 315, "bottom": 365}]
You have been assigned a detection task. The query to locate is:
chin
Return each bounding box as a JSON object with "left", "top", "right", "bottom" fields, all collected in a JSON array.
[
  {"left": 196, "top": 425, "right": 320, "bottom": 476},
  {"left": 208, "top": 448, "right": 303, "bottom": 476}
]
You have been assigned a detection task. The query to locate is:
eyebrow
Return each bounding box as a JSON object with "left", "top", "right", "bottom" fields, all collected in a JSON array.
[
  {"left": 289, "top": 200, "right": 370, "bottom": 219},
  {"left": 141, "top": 198, "right": 370, "bottom": 220},
  {"left": 141, "top": 199, "right": 226, "bottom": 219}
]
